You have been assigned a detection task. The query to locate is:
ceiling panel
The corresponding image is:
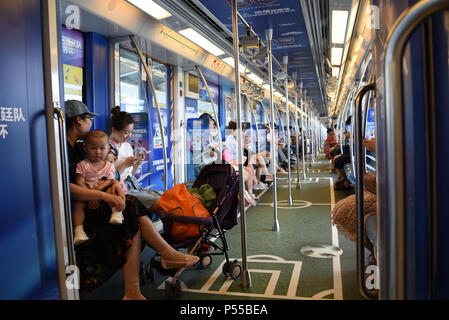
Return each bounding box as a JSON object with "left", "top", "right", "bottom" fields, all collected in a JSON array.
[{"left": 198, "top": 0, "right": 324, "bottom": 112}]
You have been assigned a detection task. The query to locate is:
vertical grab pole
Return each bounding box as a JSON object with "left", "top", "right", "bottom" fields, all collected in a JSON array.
[
  {"left": 354, "top": 83, "right": 376, "bottom": 299},
  {"left": 300, "top": 84, "right": 307, "bottom": 180},
  {"left": 266, "top": 28, "right": 279, "bottom": 232},
  {"left": 196, "top": 66, "right": 222, "bottom": 158},
  {"left": 130, "top": 36, "right": 168, "bottom": 191},
  {"left": 231, "top": 0, "right": 251, "bottom": 288},
  {"left": 284, "top": 56, "right": 293, "bottom": 206},
  {"left": 42, "top": 0, "right": 78, "bottom": 300},
  {"left": 294, "top": 75, "right": 301, "bottom": 190}
]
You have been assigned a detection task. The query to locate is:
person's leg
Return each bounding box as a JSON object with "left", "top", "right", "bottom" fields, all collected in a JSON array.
[
  {"left": 106, "top": 188, "right": 124, "bottom": 225},
  {"left": 255, "top": 154, "right": 273, "bottom": 181},
  {"left": 72, "top": 201, "right": 86, "bottom": 226},
  {"left": 244, "top": 166, "right": 255, "bottom": 193},
  {"left": 137, "top": 215, "right": 199, "bottom": 268},
  {"left": 122, "top": 229, "right": 146, "bottom": 300},
  {"left": 72, "top": 201, "right": 89, "bottom": 245}
]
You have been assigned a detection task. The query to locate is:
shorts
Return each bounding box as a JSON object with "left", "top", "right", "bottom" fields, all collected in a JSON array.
[{"left": 334, "top": 153, "right": 351, "bottom": 169}]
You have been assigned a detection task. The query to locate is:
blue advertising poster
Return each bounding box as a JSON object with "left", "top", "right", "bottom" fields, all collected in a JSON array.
[
  {"left": 365, "top": 108, "right": 375, "bottom": 139},
  {"left": 199, "top": 79, "right": 219, "bottom": 105},
  {"left": 61, "top": 26, "right": 84, "bottom": 100},
  {"left": 61, "top": 25, "right": 84, "bottom": 68},
  {"left": 149, "top": 97, "right": 172, "bottom": 191},
  {"left": 130, "top": 112, "right": 150, "bottom": 188}
]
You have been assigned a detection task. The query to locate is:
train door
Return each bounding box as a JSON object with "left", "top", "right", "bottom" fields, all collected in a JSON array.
[{"left": 372, "top": 0, "right": 449, "bottom": 299}]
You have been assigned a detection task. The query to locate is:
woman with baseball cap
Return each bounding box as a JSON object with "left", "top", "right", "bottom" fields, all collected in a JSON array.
[{"left": 65, "top": 100, "right": 146, "bottom": 299}]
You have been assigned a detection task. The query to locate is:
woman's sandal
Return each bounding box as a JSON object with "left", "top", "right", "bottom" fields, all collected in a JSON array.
[{"left": 161, "top": 255, "right": 199, "bottom": 270}]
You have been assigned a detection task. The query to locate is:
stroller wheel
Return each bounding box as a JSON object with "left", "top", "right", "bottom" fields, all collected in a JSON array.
[
  {"left": 222, "top": 260, "right": 242, "bottom": 280},
  {"left": 199, "top": 255, "right": 213, "bottom": 268}
]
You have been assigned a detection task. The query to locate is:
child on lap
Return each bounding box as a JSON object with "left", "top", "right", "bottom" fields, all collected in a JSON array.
[{"left": 73, "top": 130, "right": 126, "bottom": 245}]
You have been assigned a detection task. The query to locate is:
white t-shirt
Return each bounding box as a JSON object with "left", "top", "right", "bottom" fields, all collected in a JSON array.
[
  {"left": 225, "top": 134, "right": 238, "bottom": 161},
  {"left": 117, "top": 141, "right": 134, "bottom": 180}
]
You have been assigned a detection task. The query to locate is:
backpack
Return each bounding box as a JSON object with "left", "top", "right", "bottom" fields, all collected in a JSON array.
[{"left": 159, "top": 184, "right": 211, "bottom": 242}]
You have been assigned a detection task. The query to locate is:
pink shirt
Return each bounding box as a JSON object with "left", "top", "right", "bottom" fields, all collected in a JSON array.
[{"left": 76, "top": 160, "right": 116, "bottom": 189}]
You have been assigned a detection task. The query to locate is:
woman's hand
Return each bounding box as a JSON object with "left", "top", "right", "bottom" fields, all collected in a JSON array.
[
  {"left": 103, "top": 193, "right": 126, "bottom": 212},
  {"left": 110, "top": 180, "right": 125, "bottom": 199},
  {"left": 125, "top": 156, "right": 138, "bottom": 167},
  {"left": 88, "top": 200, "right": 101, "bottom": 210}
]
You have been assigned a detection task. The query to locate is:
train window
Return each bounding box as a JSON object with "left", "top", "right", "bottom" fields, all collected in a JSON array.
[
  {"left": 119, "top": 47, "right": 146, "bottom": 112},
  {"left": 61, "top": 25, "right": 84, "bottom": 102},
  {"left": 186, "top": 75, "right": 220, "bottom": 122}
]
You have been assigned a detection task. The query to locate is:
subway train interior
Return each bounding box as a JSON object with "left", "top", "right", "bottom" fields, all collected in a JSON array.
[{"left": 1, "top": 0, "right": 449, "bottom": 302}]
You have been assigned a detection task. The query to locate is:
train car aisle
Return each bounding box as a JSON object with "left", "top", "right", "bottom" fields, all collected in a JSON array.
[{"left": 81, "top": 155, "right": 365, "bottom": 300}]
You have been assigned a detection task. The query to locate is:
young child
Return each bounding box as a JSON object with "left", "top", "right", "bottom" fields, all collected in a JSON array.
[{"left": 72, "top": 130, "right": 126, "bottom": 245}]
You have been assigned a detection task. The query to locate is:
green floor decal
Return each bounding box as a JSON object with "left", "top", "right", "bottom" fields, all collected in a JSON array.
[{"left": 82, "top": 156, "right": 365, "bottom": 300}]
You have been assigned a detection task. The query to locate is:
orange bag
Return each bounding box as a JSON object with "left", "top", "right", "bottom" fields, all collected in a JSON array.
[{"left": 159, "top": 184, "right": 211, "bottom": 242}]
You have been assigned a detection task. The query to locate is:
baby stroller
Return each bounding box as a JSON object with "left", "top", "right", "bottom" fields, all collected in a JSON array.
[{"left": 144, "top": 163, "right": 242, "bottom": 298}]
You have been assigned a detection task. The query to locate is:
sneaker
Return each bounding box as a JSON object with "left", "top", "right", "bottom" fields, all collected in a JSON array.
[
  {"left": 243, "top": 190, "right": 257, "bottom": 207},
  {"left": 253, "top": 182, "right": 267, "bottom": 190},
  {"left": 74, "top": 227, "right": 89, "bottom": 246},
  {"left": 110, "top": 211, "right": 124, "bottom": 225}
]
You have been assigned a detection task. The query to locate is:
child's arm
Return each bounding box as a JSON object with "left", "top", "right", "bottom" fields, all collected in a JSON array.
[
  {"left": 75, "top": 174, "right": 88, "bottom": 189},
  {"left": 95, "top": 178, "right": 114, "bottom": 191}
]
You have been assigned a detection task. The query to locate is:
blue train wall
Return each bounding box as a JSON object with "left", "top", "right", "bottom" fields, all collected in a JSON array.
[
  {"left": 0, "top": 0, "right": 59, "bottom": 299},
  {"left": 373, "top": 0, "right": 449, "bottom": 299}
]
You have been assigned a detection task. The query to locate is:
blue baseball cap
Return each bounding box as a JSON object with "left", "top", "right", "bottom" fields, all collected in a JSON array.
[{"left": 65, "top": 100, "right": 99, "bottom": 118}]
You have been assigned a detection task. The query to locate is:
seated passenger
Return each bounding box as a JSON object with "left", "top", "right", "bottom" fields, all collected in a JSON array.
[
  {"left": 109, "top": 107, "right": 201, "bottom": 264},
  {"left": 332, "top": 138, "right": 377, "bottom": 264},
  {"left": 334, "top": 117, "right": 352, "bottom": 190},
  {"left": 223, "top": 121, "right": 257, "bottom": 205},
  {"left": 72, "top": 130, "right": 126, "bottom": 245},
  {"left": 324, "top": 128, "right": 337, "bottom": 159},
  {"left": 191, "top": 113, "right": 221, "bottom": 177}
]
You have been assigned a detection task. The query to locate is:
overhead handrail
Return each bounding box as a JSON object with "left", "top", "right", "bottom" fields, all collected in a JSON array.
[
  {"left": 354, "top": 82, "right": 377, "bottom": 300},
  {"left": 130, "top": 35, "right": 168, "bottom": 191},
  {"left": 383, "top": 0, "right": 449, "bottom": 299},
  {"left": 196, "top": 66, "right": 223, "bottom": 160}
]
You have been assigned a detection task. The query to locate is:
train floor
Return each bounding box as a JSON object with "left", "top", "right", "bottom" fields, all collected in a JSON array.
[{"left": 81, "top": 154, "right": 366, "bottom": 300}]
